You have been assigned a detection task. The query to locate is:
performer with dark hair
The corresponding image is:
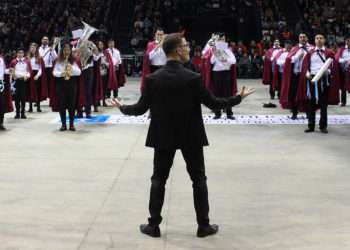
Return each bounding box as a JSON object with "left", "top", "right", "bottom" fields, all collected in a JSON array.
[
  {"left": 298, "top": 34, "right": 339, "bottom": 134},
  {"left": 140, "top": 28, "right": 166, "bottom": 92},
  {"left": 27, "top": 43, "right": 48, "bottom": 113},
  {"left": 280, "top": 33, "right": 314, "bottom": 119},
  {"left": 10, "top": 48, "right": 34, "bottom": 119},
  {"left": 97, "top": 41, "right": 109, "bottom": 107},
  {"left": 209, "top": 33, "right": 237, "bottom": 119},
  {"left": 262, "top": 39, "right": 282, "bottom": 103},
  {"left": 201, "top": 33, "right": 238, "bottom": 119},
  {"left": 39, "top": 36, "right": 57, "bottom": 95},
  {"left": 105, "top": 39, "right": 122, "bottom": 99},
  {"left": 273, "top": 40, "right": 293, "bottom": 96},
  {"left": 52, "top": 42, "right": 82, "bottom": 131},
  {"left": 79, "top": 40, "right": 100, "bottom": 118},
  {"left": 111, "top": 33, "right": 255, "bottom": 238}
]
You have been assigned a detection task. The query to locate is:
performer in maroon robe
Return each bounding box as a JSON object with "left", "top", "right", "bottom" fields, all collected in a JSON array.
[
  {"left": 280, "top": 33, "right": 314, "bottom": 119},
  {"left": 0, "top": 55, "right": 13, "bottom": 130},
  {"left": 262, "top": 39, "right": 282, "bottom": 102},
  {"left": 140, "top": 28, "right": 166, "bottom": 93},
  {"left": 93, "top": 52, "right": 104, "bottom": 112},
  {"left": 201, "top": 34, "right": 238, "bottom": 119},
  {"left": 9, "top": 48, "right": 36, "bottom": 119},
  {"left": 272, "top": 40, "right": 293, "bottom": 97},
  {"left": 97, "top": 41, "right": 109, "bottom": 106},
  {"left": 27, "top": 43, "right": 48, "bottom": 112},
  {"left": 334, "top": 36, "right": 350, "bottom": 106},
  {"left": 104, "top": 39, "right": 123, "bottom": 99},
  {"left": 49, "top": 42, "right": 85, "bottom": 131},
  {"left": 297, "top": 34, "right": 339, "bottom": 134}
]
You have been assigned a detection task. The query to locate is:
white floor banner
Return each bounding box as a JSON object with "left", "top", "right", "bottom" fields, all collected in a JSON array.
[{"left": 50, "top": 114, "right": 350, "bottom": 125}]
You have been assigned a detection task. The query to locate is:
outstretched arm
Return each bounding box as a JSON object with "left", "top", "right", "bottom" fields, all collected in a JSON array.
[
  {"left": 198, "top": 78, "right": 254, "bottom": 110},
  {"left": 112, "top": 78, "right": 151, "bottom": 116}
]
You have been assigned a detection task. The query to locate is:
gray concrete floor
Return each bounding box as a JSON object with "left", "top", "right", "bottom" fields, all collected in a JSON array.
[{"left": 1, "top": 78, "right": 350, "bottom": 250}]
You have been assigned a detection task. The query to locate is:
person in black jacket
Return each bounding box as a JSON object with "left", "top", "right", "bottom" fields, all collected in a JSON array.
[{"left": 112, "top": 33, "right": 255, "bottom": 238}]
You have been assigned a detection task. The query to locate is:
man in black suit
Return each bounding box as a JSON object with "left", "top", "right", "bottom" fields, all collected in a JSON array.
[{"left": 112, "top": 33, "right": 254, "bottom": 238}]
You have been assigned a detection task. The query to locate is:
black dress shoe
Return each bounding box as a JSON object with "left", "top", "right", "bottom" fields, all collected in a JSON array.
[
  {"left": 139, "top": 224, "right": 161, "bottom": 238},
  {"left": 263, "top": 102, "right": 277, "bottom": 108},
  {"left": 14, "top": 114, "right": 20, "bottom": 119},
  {"left": 291, "top": 114, "right": 297, "bottom": 120},
  {"left": 59, "top": 125, "right": 67, "bottom": 131},
  {"left": 197, "top": 224, "right": 219, "bottom": 238},
  {"left": 86, "top": 114, "right": 92, "bottom": 119},
  {"left": 320, "top": 128, "right": 328, "bottom": 134},
  {"left": 77, "top": 113, "right": 84, "bottom": 119},
  {"left": 213, "top": 115, "right": 221, "bottom": 120},
  {"left": 304, "top": 128, "right": 315, "bottom": 133},
  {"left": 21, "top": 114, "right": 27, "bottom": 119},
  {"left": 0, "top": 125, "right": 6, "bottom": 131},
  {"left": 341, "top": 103, "right": 346, "bottom": 107},
  {"left": 103, "top": 102, "right": 108, "bottom": 107},
  {"left": 69, "top": 125, "right": 76, "bottom": 131},
  {"left": 37, "top": 108, "right": 42, "bottom": 112},
  {"left": 227, "top": 115, "right": 235, "bottom": 120},
  {"left": 28, "top": 108, "right": 33, "bottom": 113}
]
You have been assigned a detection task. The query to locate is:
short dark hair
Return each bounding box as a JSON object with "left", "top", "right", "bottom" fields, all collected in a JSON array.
[
  {"left": 17, "top": 48, "right": 25, "bottom": 53},
  {"left": 162, "top": 33, "right": 183, "bottom": 56},
  {"left": 155, "top": 27, "right": 164, "bottom": 33},
  {"left": 315, "top": 33, "right": 325, "bottom": 38}
]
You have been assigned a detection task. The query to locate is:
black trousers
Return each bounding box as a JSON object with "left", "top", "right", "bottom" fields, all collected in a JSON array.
[
  {"left": 83, "top": 67, "right": 94, "bottom": 115},
  {"left": 45, "top": 67, "right": 53, "bottom": 95},
  {"left": 14, "top": 79, "right": 28, "bottom": 115},
  {"left": 0, "top": 84, "right": 4, "bottom": 124},
  {"left": 212, "top": 70, "right": 233, "bottom": 116},
  {"left": 289, "top": 73, "right": 300, "bottom": 116},
  {"left": 148, "top": 147, "right": 210, "bottom": 227},
  {"left": 341, "top": 89, "right": 347, "bottom": 105},
  {"left": 55, "top": 77, "right": 77, "bottom": 126},
  {"left": 306, "top": 78, "right": 329, "bottom": 130},
  {"left": 101, "top": 74, "right": 108, "bottom": 102}
]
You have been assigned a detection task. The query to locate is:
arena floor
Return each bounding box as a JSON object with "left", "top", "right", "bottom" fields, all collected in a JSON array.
[{"left": 1, "top": 78, "right": 350, "bottom": 250}]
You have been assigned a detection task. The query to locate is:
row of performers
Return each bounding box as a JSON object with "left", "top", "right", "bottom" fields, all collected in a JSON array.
[
  {"left": 262, "top": 33, "right": 350, "bottom": 133},
  {"left": 0, "top": 37, "right": 126, "bottom": 131},
  {"left": 141, "top": 30, "right": 238, "bottom": 119}
]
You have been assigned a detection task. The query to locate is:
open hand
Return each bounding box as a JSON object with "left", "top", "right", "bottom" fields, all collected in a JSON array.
[{"left": 239, "top": 86, "right": 255, "bottom": 98}]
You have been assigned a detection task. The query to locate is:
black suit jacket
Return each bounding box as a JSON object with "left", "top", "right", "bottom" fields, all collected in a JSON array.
[{"left": 120, "top": 60, "right": 242, "bottom": 150}]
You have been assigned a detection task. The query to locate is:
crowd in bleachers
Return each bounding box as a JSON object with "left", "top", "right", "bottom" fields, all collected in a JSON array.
[
  {"left": 296, "top": 0, "right": 350, "bottom": 50},
  {"left": 0, "top": 0, "right": 111, "bottom": 63}
]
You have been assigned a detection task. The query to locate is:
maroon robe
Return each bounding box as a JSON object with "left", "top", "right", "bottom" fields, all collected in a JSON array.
[
  {"left": 201, "top": 48, "right": 238, "bottom": 96},
  {"left": 2, "top": 76, "right": 14, "bottom": 114},
  {"left": 140, "top": 41, "right": 157, "bottom": 93},
  {"left": 271, "top": 49, "right": 285, "bottom": 92},
  {"left": 296, "top": 48, "right": 339, "bottom": 108},
  {"left": 262, "top": 48, "right": 280, "bottom": 85},
  {"left": 9, "top": 58, "right": 36, "bottom": 102},
  {"left": 104, "top": 49, "right": 118, "bottom": 91},
  {"left": 93, "top": 59, "right": 104, "bottom": 104},
  {"left": 334, "top": 47, "right": 350, "bottom": 93},
  {"left": 117, "top": 62, "right": 126, "bottom": 88},
  {"left": 28, "top": 57, "right": 49, "bottom": 102}
]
